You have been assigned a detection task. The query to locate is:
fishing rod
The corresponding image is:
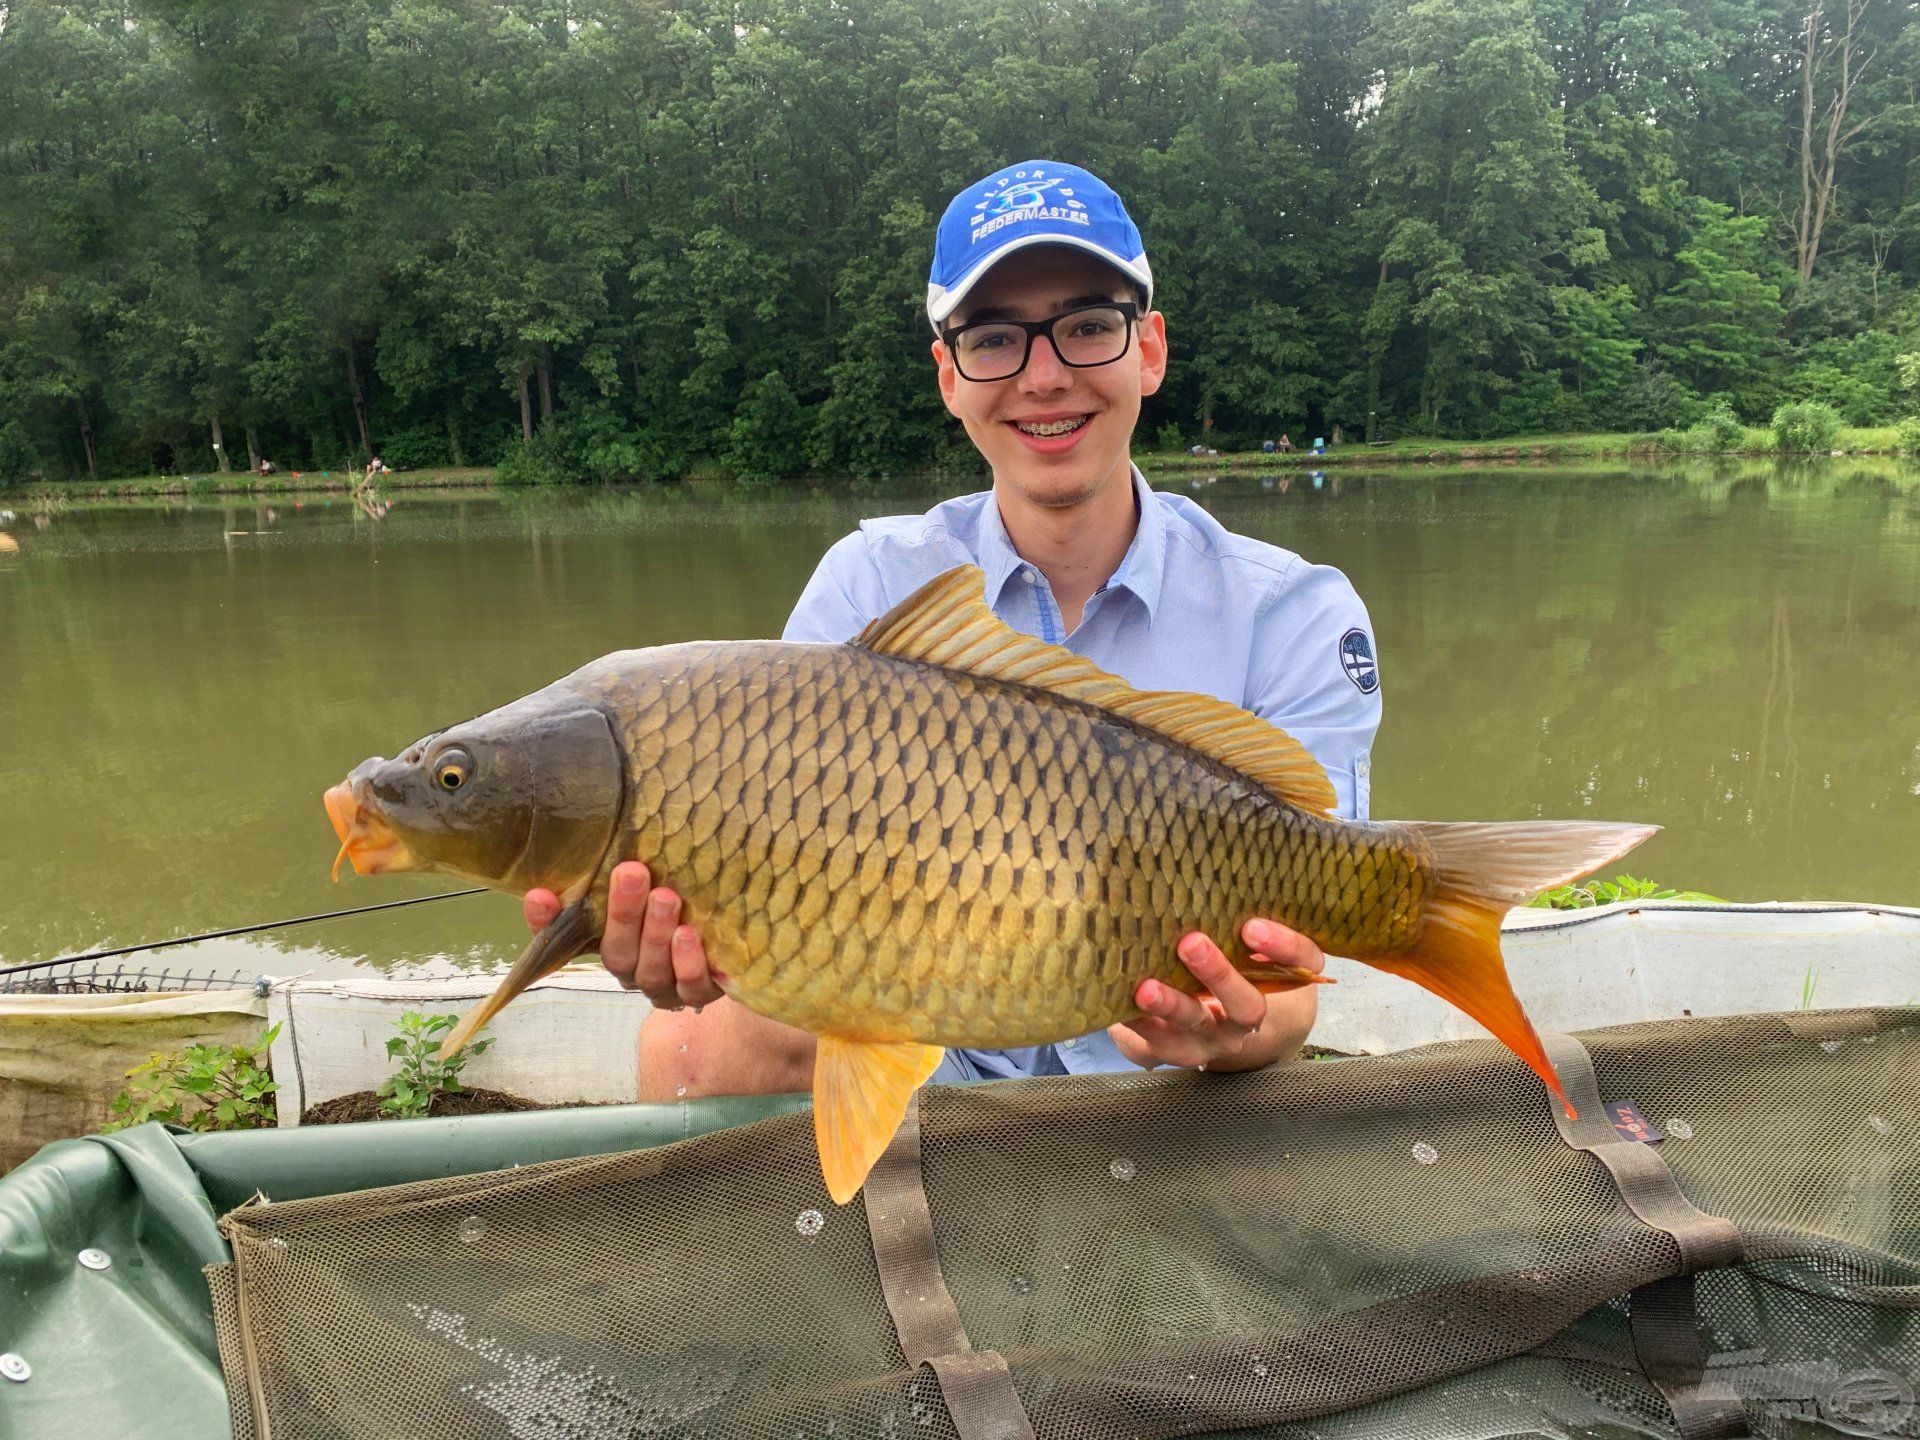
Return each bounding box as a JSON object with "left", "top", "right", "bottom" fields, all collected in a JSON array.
[{"left": 0, "top": 888, "right": 489, "bottom": 981}]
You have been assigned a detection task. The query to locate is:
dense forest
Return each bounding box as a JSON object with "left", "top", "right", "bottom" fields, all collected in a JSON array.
[{"left": 1, "top": 0, "right": 1917, "bottom": 484}]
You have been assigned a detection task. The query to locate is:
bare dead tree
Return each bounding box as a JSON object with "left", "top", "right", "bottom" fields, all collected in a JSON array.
[{"left": 1794, "top": 0, "right": 1877, "bottom": 283}]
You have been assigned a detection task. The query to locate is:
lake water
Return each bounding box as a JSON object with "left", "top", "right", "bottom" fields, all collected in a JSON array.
[{"left": 3, "top": 461, "right": 1917, "bottom": 982}]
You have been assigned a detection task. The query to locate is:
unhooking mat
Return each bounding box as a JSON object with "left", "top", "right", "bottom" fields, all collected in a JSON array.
[{"left": 3, "top": 1009, "right": 1915, "bottom": 1439}]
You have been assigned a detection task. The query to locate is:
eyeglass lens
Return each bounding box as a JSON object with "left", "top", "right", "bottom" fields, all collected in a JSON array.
[{"left": 952, "top": 306, "right": 1131, "bottom": 381}]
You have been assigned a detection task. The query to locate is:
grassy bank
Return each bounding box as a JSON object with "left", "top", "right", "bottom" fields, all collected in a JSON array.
[
  {"left": 8, "top": 426, "right": 1917, "bottom": 500},
  {"left": 3, "top": 466, "right": 499, "bottom": 501},
  {"left": 1138, "top": 425, "right": 1914, "bottom": 472}
]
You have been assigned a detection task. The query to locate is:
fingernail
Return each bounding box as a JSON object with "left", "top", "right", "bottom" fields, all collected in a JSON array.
[
  {"left": 1245, "top": 920, "right": 1273, "bottom": 948},
  {"left": 1179, "top": 935, "right": 1210, "bottom": 964},
  {"left": 616, "top": 871, "right": 645, "bottom": 898},
  {"left": 1140, "top": 980, "right": 1161, "bottom": 1005},
  {"left": 651, "top": 895, "right": 675, "bottom": 915}
]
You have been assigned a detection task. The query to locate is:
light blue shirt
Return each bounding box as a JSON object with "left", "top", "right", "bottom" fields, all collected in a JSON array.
[{"left": 783, "top": 467, "right": 1381, "bottom": 1083}]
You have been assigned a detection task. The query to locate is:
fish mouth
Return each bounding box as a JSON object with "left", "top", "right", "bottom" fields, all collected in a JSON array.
[{"left": 324, "top": 779, "right": 419, "bottom": 878}]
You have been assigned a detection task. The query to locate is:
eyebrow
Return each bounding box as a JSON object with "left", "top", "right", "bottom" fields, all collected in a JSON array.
[{"left": 960, "top": 292, "right": 1123, "bottom": 325}]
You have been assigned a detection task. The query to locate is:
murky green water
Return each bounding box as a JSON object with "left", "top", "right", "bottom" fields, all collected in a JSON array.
[{"left": 3, "top": 461, "right": 1917, "bottom": 982}]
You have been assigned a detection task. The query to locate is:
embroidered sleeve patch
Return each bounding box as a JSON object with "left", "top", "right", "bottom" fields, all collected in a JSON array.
[{"left": 1339, "top": 628, "right": 1378, "bottom": 694}]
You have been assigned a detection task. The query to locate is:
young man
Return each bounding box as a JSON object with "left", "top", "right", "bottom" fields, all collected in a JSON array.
[{"left": 524, "top": 160, "right": 1382, "bottom": 1096}]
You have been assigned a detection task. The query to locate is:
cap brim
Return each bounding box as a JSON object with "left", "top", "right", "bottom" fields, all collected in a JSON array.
[{"left": 928, "top": 233, "right": 1153, "bottom": 330}]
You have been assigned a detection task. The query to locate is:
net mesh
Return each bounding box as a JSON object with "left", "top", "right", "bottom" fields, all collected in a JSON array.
[{"left": 212, "top": 1009, "right": 1919, "bottom": 1439}]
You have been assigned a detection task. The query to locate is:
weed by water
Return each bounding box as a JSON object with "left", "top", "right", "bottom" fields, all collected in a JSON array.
[{"left": 1527, "top": 875, "right": 1726, "bottom": 910}]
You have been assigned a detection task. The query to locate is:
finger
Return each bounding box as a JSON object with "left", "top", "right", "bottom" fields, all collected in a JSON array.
[
  {"left": 635, "top": 886, "right": 683, "bottom": 1004},
  {"left": 1105, "top": 1022, "right": 1165, "bottom": 1069},
  {"left": 1134, "top": 975, "right": 1213, "bottom": 1033},
  {"left": 1243, "top": 917, "right": 1326, "bottom": 975},
  {"left": 1177, "top": 932, "right": 1269, "bottom": 1030},
  {"left": 671, "top": 924, "right": 723, "bottom": 1007},
  {"left": 599, "top": 863, "right": 651, "bottom": 988},
  {"left": 522, "top": 888, "right": 561, "bottom": 937}
]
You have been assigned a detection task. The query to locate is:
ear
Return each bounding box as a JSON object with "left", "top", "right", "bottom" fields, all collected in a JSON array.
[
  {"left": 1137, "top": 310, "right": 1168, "bottom": 398},
  {"left": 931, "top": 334, "right": 960, "bottom": 416}
]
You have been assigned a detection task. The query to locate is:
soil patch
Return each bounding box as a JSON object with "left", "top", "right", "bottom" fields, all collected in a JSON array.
[
  {"left": 302, "top": 1087, "right": 546, "bottom": 1125},
  {"left": 1301, "top": 1044, "right": 1359, "bottom": 1061}
]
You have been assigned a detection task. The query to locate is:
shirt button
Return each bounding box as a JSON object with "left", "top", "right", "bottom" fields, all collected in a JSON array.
[{"left": 1021, "top": 568, "right": 1038, "bottom": 584}]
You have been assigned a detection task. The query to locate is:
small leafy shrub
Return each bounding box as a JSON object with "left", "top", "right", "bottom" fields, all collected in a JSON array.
[
  {"left": 1528, "top": 875, "right": 1726, "bottom": 910},
  {"left": 1896, "top": 416, "right": 1920, "bottom": 457},
  {"left": 0, "top": 419, "right": 40, "bottom": 485},
  {"left": 494, "top": 426, "right": 568, "bottom": 485},
  {"left": 107, "top": 1024, "right": 281, "bottom": 1132},
  {"left": 725, "top": 371, "right": 810, "bottom": 482},
  {"left": 1686, "top": 403, "right": 1745, "bottom": 453},
  {"left": 372, "top": 419, "right": 454, "bottom": 471},
  {"left": 1154, "top": 422, "right": 1186, "bottom": 453},
  {"left": 378, "top": 1011, "right": 492, "bottom": 1118},
  {"left": 1602, "top": 361, "right": 1701, "bottom": 432},
  {"left": 1770, "top": 401, "right": 1842, "bottom": 454}
]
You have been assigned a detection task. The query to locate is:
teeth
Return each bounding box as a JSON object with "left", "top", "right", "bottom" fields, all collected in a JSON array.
[{"left": 1016, "top": 416, "right": 1088, "bottom": 437}]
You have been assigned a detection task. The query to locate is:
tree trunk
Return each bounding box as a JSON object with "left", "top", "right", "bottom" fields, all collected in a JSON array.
[
  {"left": 518, "top": 370, "right": 534, "bottom": 442},
  {"left": 346, "top": 340, "right": 372, "bottom": 455},
  {"left": 211, "top": 415, "right": 232, "bottom": 472},
  {"left": 246, "top": 425, "right": 261, "bottom": 472},
  {"left": 446, "top": 415, "right": 465, "bottom": 468},
  {"left": 76, "top": 399, "right": 97, "bottom": 479},
  {"left": 1794, "top": 0, "right": 1875, "bottom": 284},
  {"left": 537, "top": 345, "right": 555, "bottom": 423}
]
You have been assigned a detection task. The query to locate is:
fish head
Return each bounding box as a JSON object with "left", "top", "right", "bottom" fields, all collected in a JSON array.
[{"left": 325, "top": 702, "right": 624, "bottom": 897}]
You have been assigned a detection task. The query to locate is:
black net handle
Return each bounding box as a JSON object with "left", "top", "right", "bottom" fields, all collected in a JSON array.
[
  {"left": 1541, "top": 1032, "right": 1752, "bottom": 1440},
  {"left": 862, "top": 1098, "right": 1035, "bottom": 1440}
]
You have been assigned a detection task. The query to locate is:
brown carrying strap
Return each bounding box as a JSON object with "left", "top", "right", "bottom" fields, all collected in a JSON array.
[
  {"left": 1541, "top": 1032, "right": 1751, "bottom": 1440},
  {"left": 862, "top": 1098, "right": 1035, "bottom": 1440}
]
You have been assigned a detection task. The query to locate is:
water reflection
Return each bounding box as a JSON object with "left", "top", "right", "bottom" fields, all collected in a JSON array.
[{"left": 2, "top": 460, "right": 1916, "bottom": 977}]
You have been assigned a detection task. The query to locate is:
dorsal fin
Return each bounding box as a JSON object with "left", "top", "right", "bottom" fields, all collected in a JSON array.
[{"left": 853, "top": 565, "right": 1337, "bottom": 817}]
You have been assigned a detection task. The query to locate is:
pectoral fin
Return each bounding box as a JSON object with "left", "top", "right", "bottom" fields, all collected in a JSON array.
[
  {"left": 812, "top": 1036, "right": 945, "bottom": 1204},
  {"left": 439, "top": 899, "right": 599, "bottom": 1059}
]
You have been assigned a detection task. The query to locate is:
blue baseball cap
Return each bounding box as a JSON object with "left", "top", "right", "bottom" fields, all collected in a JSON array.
[{"left": 927, "top": 160, "right": 1153, "bottom": 331}]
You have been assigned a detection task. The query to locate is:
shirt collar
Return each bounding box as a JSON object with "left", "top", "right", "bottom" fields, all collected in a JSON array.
[{"left": 981, "top": 463, "right": 1167, "bottom": 623}]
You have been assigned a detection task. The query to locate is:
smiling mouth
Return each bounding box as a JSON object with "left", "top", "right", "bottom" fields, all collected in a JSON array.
[{"left": 1010, "top": 415, "right": 1092, "bottom": 437}]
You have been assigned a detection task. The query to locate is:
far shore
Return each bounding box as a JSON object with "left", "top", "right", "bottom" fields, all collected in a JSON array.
[{"left": 5, "top": 427, "right": 1914, "bottom": 500}]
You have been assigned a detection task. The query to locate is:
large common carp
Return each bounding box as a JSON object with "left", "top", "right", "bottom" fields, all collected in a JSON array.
[{"left": 325, "top": 565, "right": 1653, "bottom": 1202}]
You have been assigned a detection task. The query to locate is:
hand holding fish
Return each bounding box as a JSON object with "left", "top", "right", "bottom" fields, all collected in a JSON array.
[
  {"left": 1109, "top": 919, "right": 1324, "bottom": 1072},
  {"left": 524, "top": 861, "right": 720, "bottom": 1010}
]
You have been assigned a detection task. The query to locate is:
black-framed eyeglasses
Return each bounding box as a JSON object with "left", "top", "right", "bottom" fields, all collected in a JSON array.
[{"left": 940, "top": 302, "right": 1140, "bottom": 382}]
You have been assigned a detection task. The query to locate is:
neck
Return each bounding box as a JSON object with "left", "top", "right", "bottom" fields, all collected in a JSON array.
[{"left": 993, "top": 460, "right": 1139, "bottom": 632}]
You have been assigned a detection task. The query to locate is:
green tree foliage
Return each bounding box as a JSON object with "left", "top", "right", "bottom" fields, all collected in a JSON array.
[{"left": 2, "top": 0, "right": 1917, "bottom": 479}]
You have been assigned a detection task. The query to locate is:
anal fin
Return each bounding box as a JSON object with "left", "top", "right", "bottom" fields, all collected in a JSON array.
[
  {"left": 1240, "top": 959, "right": 1337, "bottom": 994},
  {"left": 812, "top": 1036, "right": 945, "bottom": 1204}
]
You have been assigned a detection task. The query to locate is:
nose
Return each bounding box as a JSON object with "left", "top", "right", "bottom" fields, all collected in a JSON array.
[{"left": 1019, "top": 332, "right": 1071, "bottom": 394}]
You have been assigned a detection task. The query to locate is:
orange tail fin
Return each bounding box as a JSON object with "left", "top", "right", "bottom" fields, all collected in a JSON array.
[{"left": 1377, "top": 820, "right": 1659, "bottom": 1118}]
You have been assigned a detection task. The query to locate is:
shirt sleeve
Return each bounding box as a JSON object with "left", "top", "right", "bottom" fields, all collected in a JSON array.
[
  {"left": 1247, "top": 562, "right": 1382, "bottom": 820},
  {"left": 781, "top": 531, "right": 893, "bottom": 643}
]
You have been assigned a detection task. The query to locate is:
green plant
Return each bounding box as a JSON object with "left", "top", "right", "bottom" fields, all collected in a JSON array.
[
  {"left": 1799, "top": 963, "right": 1820, "bottom": 1009},
  {"left": 378, "top": 1011, "right": 492, "bottom": 1118},
  {"left": 1895, "top": 416, "right": 1920, "bottom": 457},
  {"left": 1770, "top": 401, "right": 1842, "bottom": 454},
  {"left": 107, "top": 1024, "right": 281, "bottom": 1132},
  {"left": 1527, "top": 875, "right": 1726, "bottom": 910},
  {"left": 1686, "top": 403, "right": 1744, "bottom": 453},
  {"left": 1153, "top": 422, "right": 1186, "bottom": 453}
]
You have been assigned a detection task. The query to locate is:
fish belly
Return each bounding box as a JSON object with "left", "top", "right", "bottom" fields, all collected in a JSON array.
[{"left": 607, "top": 644, "right": 1425, "bottom": 1047}]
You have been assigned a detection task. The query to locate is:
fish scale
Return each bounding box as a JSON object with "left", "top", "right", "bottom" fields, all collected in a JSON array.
[{"left": 588, "top": 640, "right": 1398, "bottom": 1046}]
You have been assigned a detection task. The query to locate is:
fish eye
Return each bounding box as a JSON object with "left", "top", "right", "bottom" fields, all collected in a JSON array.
[{"left": 433, "top": 749, "right": 473, "bottom": 792}]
